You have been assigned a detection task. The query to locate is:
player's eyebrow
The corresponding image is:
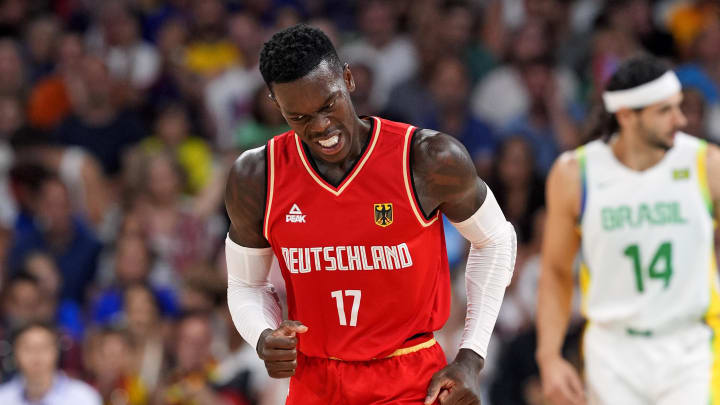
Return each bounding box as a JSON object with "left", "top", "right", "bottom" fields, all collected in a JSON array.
[{"left": 285, "top": 91, "right": 339, "bottom": 117}]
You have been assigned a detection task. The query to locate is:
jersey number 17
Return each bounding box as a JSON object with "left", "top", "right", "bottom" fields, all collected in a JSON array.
[{"left": 331, "top": 290, "right": 361, "bottom": 326}]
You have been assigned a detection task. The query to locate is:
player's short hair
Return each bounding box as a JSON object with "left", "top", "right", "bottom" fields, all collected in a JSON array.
[
  {"left": 259, "top": 24, "right": 343, "bottom": 87},
  {"left": 585, "top": 55, "right": 671, "bottom": 141}
]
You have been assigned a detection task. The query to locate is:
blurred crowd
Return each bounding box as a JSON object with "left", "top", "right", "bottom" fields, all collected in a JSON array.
[{"left": 0, "top": 0, "right": 717, "bottom": 404}]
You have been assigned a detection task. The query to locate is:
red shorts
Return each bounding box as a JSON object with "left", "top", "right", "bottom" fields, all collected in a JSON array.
[{"left": 286, "top": 339, "right": 447, "bottom": 405}]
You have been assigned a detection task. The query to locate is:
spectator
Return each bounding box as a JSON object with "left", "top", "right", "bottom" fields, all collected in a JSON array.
[
  {"left": 0, "top": 96, "right": 17, "bottom": 266},
  {"left": 0, "top": 39, "right": 26, "bottom": 99},
  {"left": 179, "top": 267, "right": 231, "bottom": 359},
  {"left": 184, "top": 0, "right": 237, "bottom": 79},
  {"left": 22, "top": 252, "right": 85, "bottom": 343},
  {"left": 98, "top": 1, "right": 161, "bottom": 92},
  {"left": 674, "top": 20, "right": 720, "bottom": 139},
  {"left": 86, "top": 327, "right": 149, "bottom": 405},
  {"left": 22, "top": 15, "right": 60, "bottom": 83},
  {"left": 0, "top": 0, "right": 27, "bottom": 37},
  {"left": 53, "top": 55, "right": 146, "bottom": 177},
  {"left": 146, "top": 16, "right": 193, "bottom": 114},
  {"left": 10, "top": 147, "right": 111, "bottom": 231},
  {"left": 26, "top": 32, "right": 85, "bottom": 131},
  {"left": 471, "top": 18, "right": 580, "bottom": 128},
  {"left": 434, "top": 1, "right": 497, "bottom": 83},
  {"left": 204, "top": 12, "right": 264, "bottom": 151},
  {"left": 487, "top": 137, "right": 545, "bottom": 249},
  {"left": 0, "top": 272, "right": 42, "bottom": 379},
  {"left": 681, "top": 88, "right": 709, "bottom": 139},
  {"left": 347, "top": 61, "right": 376, "bottom": 117},
  {"left": 503, "top": 57, "right": 581, "bottom": 175},
  {"left": 8, "top": 176, "right": 102, "bottom": 305},
  {"left": 233, "top": 86, "right": 290, "bottom": 151},
  {"left": 667, "top": 0, "right": 719, "bottom": 59},
  {"left": 123, "top": 283, "right": 169, "bottom": 393},
  {"left": 341, "top": 0, "right": 419, "bottom": 111},
  {"left": 92, "top": 235, "right": 179, "bottom": 326},
  {"left": 597, "top": 0, "right": 676, "bottom": 60},
  {"left": 137, "top": 103, "right": 213, "bottom": 195},
  {"left": 7, "top": 162, "right": 50, "bottom": 237},
  {"left": 132, "top": 153, "right": 219, "bottom": 277},
  {"left": 0, "top": 271, "right": 85, "bottom": 381},
  {"left": 0, "top": 322, "right": 102, "bottom": 404},
  {"left": 157, "top": 312, "right": 249, "bottom": 405},
  {"left": 423, "top": 56, "right": 496, "bottom": 178}
]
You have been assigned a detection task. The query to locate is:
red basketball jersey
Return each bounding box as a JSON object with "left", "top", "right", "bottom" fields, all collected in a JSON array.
[{"left": 263, "top": 117, "right": 451, "bottom": 361}]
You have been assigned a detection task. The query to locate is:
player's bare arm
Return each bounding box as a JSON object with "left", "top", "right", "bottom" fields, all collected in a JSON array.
[
  {"left": 225, "top": 147, "right": 307, "bottom": 378},
  {"left": 705, "top": 144, "right": 720, "bottom": 226},
  {"left": 411, "top": 129, "right": 487, "bottom": 222},
  {"left": 412, "top": 129, "right": 515, "bottom": 405},
  {"left": 536, "top": 152, "right": 586, "bottom": 405},
  {"left": 704, "top": 143, "right": 720, "bottom": 262},
  {"left": 226, "top": 146, "right": 269, "bottom": 248}
]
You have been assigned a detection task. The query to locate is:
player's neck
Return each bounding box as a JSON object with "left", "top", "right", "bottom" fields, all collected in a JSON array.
[
  {"left": 347, "top": 117, "right": 372, "bottom": 163},
  {"left": 611, "top": 131, "right": 668, "bottom": 172}
]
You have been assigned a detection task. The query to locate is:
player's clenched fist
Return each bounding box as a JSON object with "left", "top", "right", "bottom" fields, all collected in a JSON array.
[
  {"left": 256, "top": 320, "right": 308, "bottom": 378},
  {"left": 425, "top": 349, "right": 483, "bottom": 405}
]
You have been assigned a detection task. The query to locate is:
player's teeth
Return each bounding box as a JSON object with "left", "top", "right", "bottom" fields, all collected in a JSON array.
[{"left": 319, "top": 135, "right": 339, "bottom": 147}]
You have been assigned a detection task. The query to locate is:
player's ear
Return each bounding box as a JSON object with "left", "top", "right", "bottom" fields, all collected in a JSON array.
[
  {"left": 615, "top": 108, "right": 637, "bottom": 129},
  {"left": 343, "top": 63, "right": 355, "bottom": 93}
]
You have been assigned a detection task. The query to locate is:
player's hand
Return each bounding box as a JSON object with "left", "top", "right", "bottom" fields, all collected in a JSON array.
[
  {"left": 256, "top": 320, "right": 308, "bottom": 379},
  {"left": 425, "top": 348, "right": 483, "bottom": 405},
  {"left": 538, "top": 355, "right": 586, "bottom": 405}
]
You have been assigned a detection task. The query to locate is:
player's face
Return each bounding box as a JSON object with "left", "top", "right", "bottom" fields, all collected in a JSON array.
[
  {"left": 635, "top": 92, "right": 687, "bottom": 150},
  {"left": 270, "top": 61, "right": 358, "bottom": 163}
]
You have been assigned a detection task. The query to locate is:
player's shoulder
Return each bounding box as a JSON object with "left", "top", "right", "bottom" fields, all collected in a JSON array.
[
  {"left": 701, "top": 137, "right": 720, "bottom": 175},
  {"left": 411, "top": 128, "right": 473, "bottom": 168},
  {"left": 546, "top": 150, "right": 582, "bottom": 209},
  {"left": 707, "top": 141, "right": 720, "bottom": 161},
  {"left": 549, "top": 150, "right": 581, "bottom": 182},
  {"left": 227, "top": 145, "right": 268, "bottom": 207},
  {"left": 230, "top": 145, "right": 267, "bottom": 182},
  {"left": 671, "top": 132, "right": 720, "bottom": 164}
]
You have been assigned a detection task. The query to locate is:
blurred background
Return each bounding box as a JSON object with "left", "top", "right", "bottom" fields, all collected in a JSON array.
[{"left": 0, "top": 0, "right": 715, "bottom": 404}]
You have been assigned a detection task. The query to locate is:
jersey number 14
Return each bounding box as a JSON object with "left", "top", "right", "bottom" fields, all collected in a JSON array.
[{"left": 622, "top": 242, "right": 673, "bottom": 293}]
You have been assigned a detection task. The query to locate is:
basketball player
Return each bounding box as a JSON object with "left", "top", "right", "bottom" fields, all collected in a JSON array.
[
  {"left": 536, "top": 55, "right": 720, "bottom": 405},
  {"left": 224, "top": 25, "right": 516, "bottom": 404}
]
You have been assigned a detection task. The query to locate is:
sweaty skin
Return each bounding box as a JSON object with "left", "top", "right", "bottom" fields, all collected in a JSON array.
[{"left": 225, "top": 62, "right": 488, "bottom": 404}]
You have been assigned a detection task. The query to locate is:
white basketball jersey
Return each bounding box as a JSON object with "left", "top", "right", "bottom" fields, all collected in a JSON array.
[{"left": 578, "top": 133, "right": 720, "bottom": 332}]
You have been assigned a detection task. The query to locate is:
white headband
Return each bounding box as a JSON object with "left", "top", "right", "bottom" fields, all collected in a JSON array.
[{"left": 602, "top": 71, "right": 682, "bottom": 112}]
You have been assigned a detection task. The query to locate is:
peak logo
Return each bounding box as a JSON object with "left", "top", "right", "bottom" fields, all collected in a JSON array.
[{"left": 286, "top": 204, "right": 306, "bottom": 223}]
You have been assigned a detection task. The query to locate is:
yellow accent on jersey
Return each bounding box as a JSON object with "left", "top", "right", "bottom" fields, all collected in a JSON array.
[
  {"left": 579, "top": 262, "right": 591, "bottom": 316},
  {"left": 697, "top": 140, "right": 713, "bottom": 216}
]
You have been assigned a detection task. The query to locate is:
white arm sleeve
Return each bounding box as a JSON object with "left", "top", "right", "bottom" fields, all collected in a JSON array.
[
  {"left": 225, "top": 235, "right": 283, "bottom": 350},
  {"left": 450, "top": 187, "right": 517, "bottom": 359}
]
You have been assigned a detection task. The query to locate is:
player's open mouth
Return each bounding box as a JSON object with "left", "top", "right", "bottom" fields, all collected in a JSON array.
[
  {"left": 315, "top": 130, "right": 344, "bottom": 155},
  {"left": 318, "top": 134, "right": 339, "bottom": 148}
]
